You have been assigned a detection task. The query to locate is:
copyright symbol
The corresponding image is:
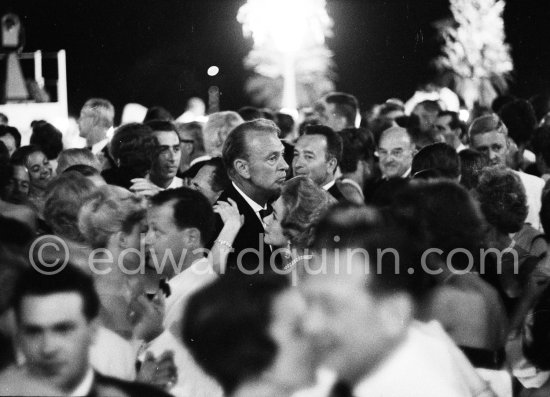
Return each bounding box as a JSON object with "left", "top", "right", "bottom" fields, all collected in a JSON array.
[{"left": 29, "top": 235, "right": 70, "bottom": 275}]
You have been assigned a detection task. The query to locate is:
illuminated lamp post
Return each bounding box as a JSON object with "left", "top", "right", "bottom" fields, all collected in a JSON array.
[{"left": 238, "top": 0, "right": 334, "bottom": 110}]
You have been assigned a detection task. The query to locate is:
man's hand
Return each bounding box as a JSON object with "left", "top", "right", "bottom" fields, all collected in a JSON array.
[
  {"left": 213, "top": 198, "right": 244, "bottom": 231},
  {"left": 130, "top": 178, "right": 162, "bottom": 198},
  {"left": 137, "top": 350, "right": 178, "bottom": 390}
]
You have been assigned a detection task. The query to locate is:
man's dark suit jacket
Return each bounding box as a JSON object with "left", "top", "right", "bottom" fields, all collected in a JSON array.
[
  {"left": 213, "top": 183, "right": 275, "bottom": 278},
  {"left": 88, "top": 372, "right": 171, "bottom": 397},
  {"left": 327, "top": 183, "right": 344, "bottom": 201}
]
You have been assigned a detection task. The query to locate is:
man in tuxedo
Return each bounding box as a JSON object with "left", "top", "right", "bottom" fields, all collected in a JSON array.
[
  {"left": 216, "top": 118, "right": 289, "bottom": 276},
  {"left": 13, "top": 264, "right": 170, "bottom": 397},
  {"left": 315, "top": 92, "right": 360, "bottom": 131},
  {"left": 78, "top": 98, "right": 116, "bottom": 171},
  {"left": 293, "top": 125, "right": 344, "bottom": 200},
  {"left": 302, "top": 206, "right": 486, "bottom": 396},
  {"left": 377, "top": 126, "right": 415, "bottom": 179}
]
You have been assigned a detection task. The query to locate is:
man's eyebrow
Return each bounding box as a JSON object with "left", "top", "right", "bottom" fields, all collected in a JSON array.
[{"left": 22, "top": 323, "right": 43, "bottom": 331}]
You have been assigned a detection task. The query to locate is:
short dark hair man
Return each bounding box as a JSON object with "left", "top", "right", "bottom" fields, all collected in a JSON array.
[
  {"left": 302, "top": 205, "right": 486, "bottom": 396},
  {"left": 435, "top": 110, "right": 466, "bottom": 152},
  {"left": 412, "top": 100, "right": 441, "bottom": 134},
  {"left": 411, "top": 142, "right": 461, "bottom": 180},
  {"left": 337, "top": 127, "right": 377, "bottom": 204},
  {"left": 315, "top": 92, "right": 359, "bottom": 131},
  {"left": 13, "top": 265, "right": 170, "bottom": 396},
  {"left": 217, "top": 118, "right": 289, "bottom": 276},
  {"left": 293, "top": 125, "right": 343, "bottom": 200},
  {"left": 130, "top": 121, "right": 184, "bottom": 196},
  {"left": 0, "top": 125, "right": 21, "bottom": 157},
  {"left": 176, "top": 121, "right": 210, "bottom": 176}
]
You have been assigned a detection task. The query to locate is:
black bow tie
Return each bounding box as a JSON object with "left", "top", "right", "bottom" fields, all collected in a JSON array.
[{"left": 259, "top": 205, "right": 273, "bottom": 220}]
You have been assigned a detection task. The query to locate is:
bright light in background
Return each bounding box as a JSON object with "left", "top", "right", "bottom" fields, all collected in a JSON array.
[
  {"left": 459, "top": 108, "right": 470, "bottom": 122},
  {"left": 237, "top": 0, "right": 334, "bottom": 109},
  {"left": 207, "top": 66, "right": 219, "bottom": 76},
  {"left": 237, "top": 0, "right": 332, "bottom": 53}
]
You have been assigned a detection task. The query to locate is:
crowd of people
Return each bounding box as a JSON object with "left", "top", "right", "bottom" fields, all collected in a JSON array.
[{"left": 2, "top": 90, "right": 550, "bottom": 397}]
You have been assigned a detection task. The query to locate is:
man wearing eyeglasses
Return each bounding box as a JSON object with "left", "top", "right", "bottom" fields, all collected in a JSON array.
[
  {"left": 176, "top": 122, "right": 210, "bottom": 176},
  {"left": 377, "top": 126, "right": 416, "bottom": 179}
]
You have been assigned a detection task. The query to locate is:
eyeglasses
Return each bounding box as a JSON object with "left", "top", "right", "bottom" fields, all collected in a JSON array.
[{"left": 375, "top": 148, "right": 412, "bottom": 160}]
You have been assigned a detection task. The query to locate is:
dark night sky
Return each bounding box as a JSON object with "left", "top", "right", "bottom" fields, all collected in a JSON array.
[{"left": 2, "top": 0, "right": 549, "bottom": 120}]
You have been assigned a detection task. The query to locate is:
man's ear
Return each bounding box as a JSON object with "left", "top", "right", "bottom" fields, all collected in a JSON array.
[
  {"left": 359, "top": 160, "right": 372, "bottom": 179},
  {"left": 113, "top": 231, "right": 131, "bottom": 249},
  {"left": 234, "top": 158, "right": 250, "bottom": 179},
  {"left": 182, "top": 228, "right": 201, "bottom": 248},
  {"left": 327, "top": 157, "right": 338, "bottom": 174}
]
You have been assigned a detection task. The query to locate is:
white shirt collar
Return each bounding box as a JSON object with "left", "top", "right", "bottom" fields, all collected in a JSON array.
[
  {"left": 91, "top": 138, "right": 109, "bottom": 155},
  {"left": 145, "top": 174, "right": 183, "bottom": 190},
  {"left": 106, "top": 126, "right": 115, "bottom": 141},
  {"left": 382, "top": 167, "right": 411, "bottom": 180},
  {"left": 189, "top": 155, "right": 212, "bottom": 167},
  {"left": 232, "top": 182, "right": 264, "bottom": 214},
  {"left": 322, "top": 180, "right": 335, "bottom": 191},
  {"left": 70, "top": 367, "right": 94, "bottom": 396},
  {"left": 339, "top": 178, "right": 365, "bottom": 199},
  {"left": 456, "top": 143, "right": 467, "bottom": 153}
]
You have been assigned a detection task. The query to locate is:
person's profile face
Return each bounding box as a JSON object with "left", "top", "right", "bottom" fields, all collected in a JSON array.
[
  {"left": 300, "top": 253, "right": 390, "bottom": 382},
  {"left": 4, "top": 164, "right": 29, "bottom": 203},
  {"left": 0, "top": 133, "right": 16, "bottom": 156},
  {"left": 18, "top": 292, "right": 94, "bottom": 393},
  {"left": 77, "top": 108, "right": 95, "bottom": 139},
  {"left": 263, "top": 197, "right": 288, "bottom": 247},
  {"left": 292, "top": 135, "right": 333, "bottom": 186},
  {"left": 412, "top": 106, "right": 437, "bottom": 132},
  {"left": 317, "top": 103, "right": 344, "bottom": 131},
  {"left": 190, "top": 165, "right": 221, "bottom": 205},
  {"left": 144, "top": 202, "right": 188, "bottom": 277},
  {"left": 266, "top": 289, "right": 317, "bottom": 389},
  {"left": 121, "top": 218, "right": 148, "bottom": 271},
  {"left": 245, "top": 132, "right": 288, "bottom": 197}
]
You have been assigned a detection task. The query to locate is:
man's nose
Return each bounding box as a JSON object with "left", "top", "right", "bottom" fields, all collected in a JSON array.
[
  {"left": 280, "top": 156, "right": 289, "bottom": 171},
  {"left": 144, "top": 229, "right": 154, "bottom": 246},
  {"left": 263, "top": 213, "right": 274, "bottom": 226},
  {"left": 40, "top": 332, "right": 60, "bottom": 357},
  {"left": 292, "top": 156, "right": 303, "bottom": 170}
]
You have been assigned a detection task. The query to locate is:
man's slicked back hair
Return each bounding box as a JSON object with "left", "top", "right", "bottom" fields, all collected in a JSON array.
[
  {"left": 13, "top": 264, "right": 100, "bottom": 321},
  {"left": 322, "top": 92, "right": 359, "bottom": 127},
  {"left": 150, "top": 187, "right": 215, "bottom": 245},
  {"left": 303, "top": 125, "right": 343, "bottom": 164},
  {"left": 221, "top": 118, "right": 280, "bottom": 174},
  {"left": 312, "top": 204, "right": 430, "bottom": 302},
  {"left": 82, "top": 98, "right": 115, "bottom": 128},
  {"left": 469, "top": 113, "right": 508, "bottom": 140}
]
